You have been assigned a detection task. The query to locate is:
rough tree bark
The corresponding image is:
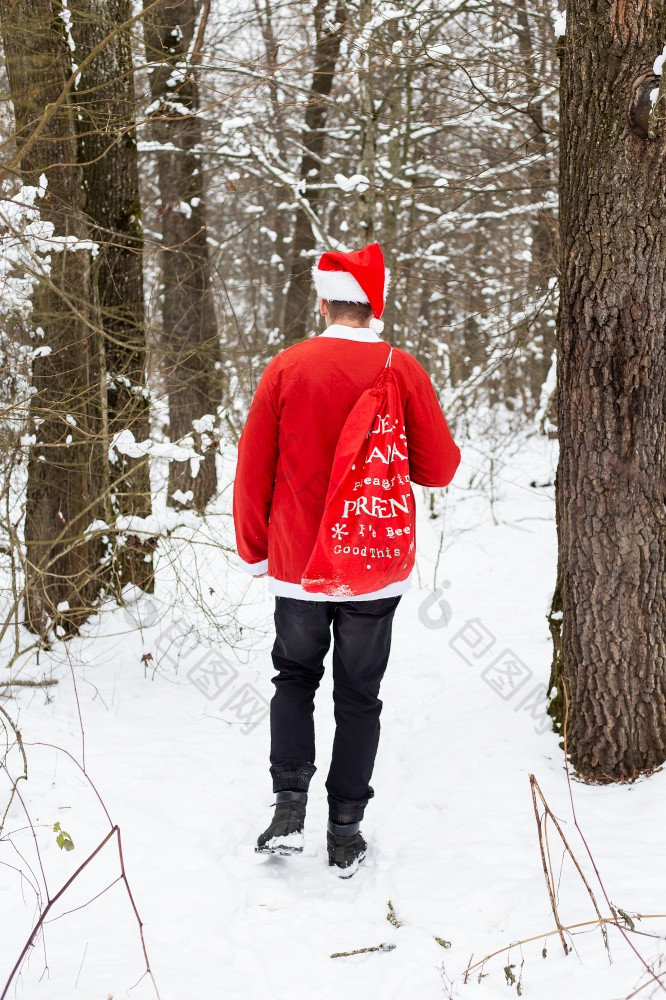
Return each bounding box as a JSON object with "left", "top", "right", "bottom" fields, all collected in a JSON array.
[
  {"left": 0, "top": 0, "right": 108, "bottom": 635},
  {"left": 143, "top": 0, "right": 221, "bottom": 510},
  {"left": 282, "top": 0, "right": 347, "bottom": 345},
  {"left": 550, "top": 0, "right": 666, "bottom": 781},
  {"left": 71, "top": 0, "right": 155, "bottom": 592}
]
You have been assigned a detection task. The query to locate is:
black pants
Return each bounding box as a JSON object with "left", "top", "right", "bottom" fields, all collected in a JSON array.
[{"left": 269, "top": 594, "right": 402, "bottom": 824}]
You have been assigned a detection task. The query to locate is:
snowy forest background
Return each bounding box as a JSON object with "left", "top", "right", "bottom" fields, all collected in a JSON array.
[{"left": 0, "top": 1, "right": 665, "bottom": 998}]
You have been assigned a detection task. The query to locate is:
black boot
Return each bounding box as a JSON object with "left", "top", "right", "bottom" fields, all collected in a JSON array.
[
  {"left": 255, "top": 791, "right": 307, "bottom": 855},
  {"left": 327, "top": 819, "right": 367, "bottom": 877}
]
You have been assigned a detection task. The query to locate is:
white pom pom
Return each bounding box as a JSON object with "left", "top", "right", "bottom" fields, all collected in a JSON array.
[{"left": 369, "top": 317, "right": 385, "bottom": 334}]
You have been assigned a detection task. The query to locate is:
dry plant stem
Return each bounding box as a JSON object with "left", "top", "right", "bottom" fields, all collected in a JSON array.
[
  {"left": 1, "top": 738, "right": 159, "bottom": 996},
  {"left": 466, "top": 693, "right": 666, "bottom": 989},
  {"left": 0, "top": 824, "right": 161, "bottom": 1000},
  {"left": 26, "top": 740, "right": 112, "bottom": 824},
  {"left": 2, "top": 642, "right": 52, "bottom": 677},
  {"left": 64, "top": 641, "right": 86, "bottom": 769},
  {"left": 561, "top": 685, "right": 666, "bottom": 995},
  {"left": 431, "top": 508, "right": 446, "bottom": 589},
  {"left": 0, "top": 825, "right": 113, "bottom": 1000},
  {"left": 466, "top": 708, "right": 666, "bottom": 987},
  {"left": 625, "top": 963, "right": 666, "bottom": 1000},
  {"left": 529, "top": 774, "right": 570, "bottom": 956},
  {"left": 463, "top": 914, "right": 666, "bottom": 980},
  {"left": 0, "top": 704, "right": 27, "bottom": 832},
  {"left": 4, "top": 458, "right": 23, "bottom": 662},
  {"left": 529, "top": 773, "right": 607, "bottom": 952},
  {"left": 0, "top": 706, "right": 27, "bottom": 773},
  {"left": 45, "top": 873, "right": 123, "bottom": 925},
  {"left": 3, "top": 771, "right": 49, "bottom": 905}
]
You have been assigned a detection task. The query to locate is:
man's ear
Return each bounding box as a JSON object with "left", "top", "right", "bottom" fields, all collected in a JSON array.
[{"left": 320, "top": 298, "right": 328, "bottom": 317}]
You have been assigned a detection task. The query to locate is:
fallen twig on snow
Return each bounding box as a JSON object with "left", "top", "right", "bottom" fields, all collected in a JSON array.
[
  {"left": 386, "top": 898, "right": 451, "bottom": 948},
  {"left": 0, "top": 677, "right": 58, "bottom": 688},
  {"left": 331, "top": 943, "right": 396, "bottom": 958},
  {"left": 386, "top": 899, "right": 403, "bottom": 927}
]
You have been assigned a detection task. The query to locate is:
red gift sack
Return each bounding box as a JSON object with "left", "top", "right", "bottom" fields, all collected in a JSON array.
[{"left": 301, "top": 348, "right": 415, "bottom": 596}]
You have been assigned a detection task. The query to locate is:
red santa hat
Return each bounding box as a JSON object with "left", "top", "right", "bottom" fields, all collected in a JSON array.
[{"left": 312, "top": 241, "right": 388, "bottom": 333}]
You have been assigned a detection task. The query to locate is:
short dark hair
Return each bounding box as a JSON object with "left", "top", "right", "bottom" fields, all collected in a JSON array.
[{"left": 325, "top": 299, "right": 374, "bottom": 325}]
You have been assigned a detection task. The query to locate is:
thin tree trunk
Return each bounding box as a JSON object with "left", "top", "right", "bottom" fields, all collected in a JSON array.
[
  {"left": 356, "top": 0, "right": 375, "bottom": 244},
  {"left": 0, "top": 0, "right": 108, "bottom": 636},
  {"left": 71, "top": 0, "right": 155, "bottom": 592},
  {"left": 143, "top": 0, "right": 221, "bottom": 510},
  {"left": 378, "top": 64, "right": 406, "bottom": 341},
  {"left": 515, "top": 1, "right": 558, "bottom": 413},
  {"left": 253, "top": 0, "right": 292, "bottom": 336},
  {"left": 282, "top": 0, "right": 347, "bottom": 345},
  {"left": 552, "top": 0, "right": 666, "bottom": 780}
]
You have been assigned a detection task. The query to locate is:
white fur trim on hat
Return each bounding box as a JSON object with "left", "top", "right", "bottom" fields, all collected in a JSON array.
[{"left": 312, "top": 266, "right": 369, "bottom": 305}]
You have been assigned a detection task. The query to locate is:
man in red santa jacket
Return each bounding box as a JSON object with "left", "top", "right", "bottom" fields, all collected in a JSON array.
[{"left": 233, "top": 242, "right": 460, "bottom": 876}]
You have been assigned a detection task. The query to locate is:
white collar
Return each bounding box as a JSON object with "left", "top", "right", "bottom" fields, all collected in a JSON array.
[{"left": 318, "top": 323, "right": 382, "bottom": 343}]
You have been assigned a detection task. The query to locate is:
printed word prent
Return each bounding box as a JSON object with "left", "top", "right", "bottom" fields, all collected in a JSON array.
[{"left": 342, "top": 493, "right": 411, "bottom": 518}]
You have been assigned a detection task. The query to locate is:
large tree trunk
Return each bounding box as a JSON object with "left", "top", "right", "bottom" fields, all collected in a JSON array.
[
  {"left": 71, "top": 0, "right": 155, "bottom": 592},
  {"left": 282, "top": 0, "right": 347, "bottom": 345},
  {"left": 551, "top": 0, "right": 666, "bottom": 780},
  {"left": 143, "top": 0, "right": 221, "bottom": 511},
  {"left": 0, "top": 0, "right": 108, "bottom": 636}
]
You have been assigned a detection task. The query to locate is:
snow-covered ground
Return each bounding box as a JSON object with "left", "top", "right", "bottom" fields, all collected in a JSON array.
[{"left": 2, "top": 433, "right": 666, "bottom": 1000}]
